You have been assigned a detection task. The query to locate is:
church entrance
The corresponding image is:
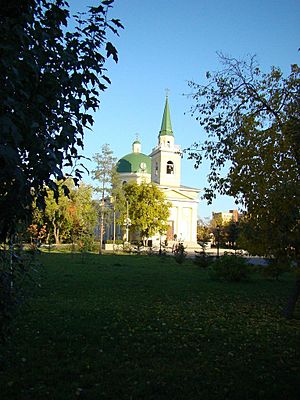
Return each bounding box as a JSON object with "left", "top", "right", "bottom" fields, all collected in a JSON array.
[{"left": 167, "top": 221, "right": 174, "bottom": 241}]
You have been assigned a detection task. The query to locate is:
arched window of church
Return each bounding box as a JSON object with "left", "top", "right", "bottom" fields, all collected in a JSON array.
[
  {"left": 166, "top": 161, "right": 174, "bottom": 174},
  {"left": 155, "top": 162, "right": 158, "bottom": 176}
]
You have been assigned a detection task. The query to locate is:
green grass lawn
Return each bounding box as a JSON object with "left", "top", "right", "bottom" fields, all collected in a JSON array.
[{"left": 1, "top": 253, "right": 299, "bottom": 400}]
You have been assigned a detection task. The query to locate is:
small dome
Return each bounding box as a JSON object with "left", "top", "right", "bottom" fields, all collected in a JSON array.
[{"left": 117, "top": 152, "right": 151, "bottom": 174}]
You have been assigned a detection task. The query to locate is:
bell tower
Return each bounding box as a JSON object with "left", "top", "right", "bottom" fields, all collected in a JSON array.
[{"left": 150, "top": 95, "right": 181, "bottom": 187}]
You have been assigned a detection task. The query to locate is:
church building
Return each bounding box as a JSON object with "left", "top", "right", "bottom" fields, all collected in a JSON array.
[{"left": 116, "top": 95, "right": 200, "bottom": 246}]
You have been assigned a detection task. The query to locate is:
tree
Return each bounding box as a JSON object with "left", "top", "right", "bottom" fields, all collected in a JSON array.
[
  {"left": 196, "top": 220, "right": 212, "bottom": 251},
  {"left": 40, "top": 181, "right": 71, "bottom": 244},
  {"left": 0, "top": 0, "right": 123, "bottom": 241},
  {"left": 67, "top": 182, "right": 98, "bottom": 247},
  {"left": 122, "top": 182, "right": 171, "bottom": 245},
  {"left": 224, "top": 221, "right": 239, "bottom": 250},
  {"left": 187, "top": 53, "right": 300, "bottom": 316},
  {"left": 187, "top": 53, "right": 299, "bottom": 259},
  {"left": 209, "top": 214, "right": 225, "bottom": 247},
  {"left": 92, "top": 144, "right": 117, "bottom": 253},
  {"left": 110, "top": 166, "right": 127, "bottom": 241},
  {"left": 33, "top": 179, "right": 97, "bottom": 245}
]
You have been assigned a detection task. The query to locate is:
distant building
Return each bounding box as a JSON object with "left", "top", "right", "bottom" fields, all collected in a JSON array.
[
  {"left": 212, "top": 209, "right": 239, "bottom": 224},
  {"left": 115, "top": 95, "right": 200, "bottom": 245}
]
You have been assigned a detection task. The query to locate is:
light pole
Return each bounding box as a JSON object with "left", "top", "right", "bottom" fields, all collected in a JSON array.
[
  {"left": 159, "top": 232, "right": 162, "bottom": 255},
  {"left": 113, "top": 203, "right": 116, "bottom": 246},
  {"left": 110, "top": 196, "right": 116, "bottom": 248},
  {"left": 216, "top": 225, "right": 220, "bottom": 258},
  {"left": 125, "top": 200, "right": 131, "bottom": 243},
  {"left": 99, "top": 195, "right": 104, "bottom": 255}
]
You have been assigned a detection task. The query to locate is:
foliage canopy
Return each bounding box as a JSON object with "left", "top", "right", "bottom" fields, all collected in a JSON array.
[
  {"left": 0, "top": 0, "right": 123, "bottom": 240},
  {"left": 187, "top": 54, "right": 300, "bottom": 261},
  {"left": 32, "top": 179, "right": 97, "bottom": 244},
  {"left": 123, "top": 182, "right": 171, "bottom": 242}
]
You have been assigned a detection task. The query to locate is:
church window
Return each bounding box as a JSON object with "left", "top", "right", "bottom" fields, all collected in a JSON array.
[
  {"left": 155, "top": 162, "right": 158, "bottom": 176},
  {"left": 166, "top": 161, "right": 174, "bottom": 174}
]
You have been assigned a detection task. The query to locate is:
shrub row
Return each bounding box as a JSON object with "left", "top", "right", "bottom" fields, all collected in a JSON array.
[{"left": 194, "top": 253, "right": 291, "bottom": 282}]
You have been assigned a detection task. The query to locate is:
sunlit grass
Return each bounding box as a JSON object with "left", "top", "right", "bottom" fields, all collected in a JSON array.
[{"left": 1, "top": 253, "right": 299, "bottom": 399}]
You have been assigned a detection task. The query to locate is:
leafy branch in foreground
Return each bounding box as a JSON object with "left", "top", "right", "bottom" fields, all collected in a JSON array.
[{"left": 0, "top": 0, "right": 123, "bottom": 240}]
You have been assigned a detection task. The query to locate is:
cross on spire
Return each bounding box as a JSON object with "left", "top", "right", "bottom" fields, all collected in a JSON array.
[{"left": 165, "top": 88, "right": 170, "bottom": 98}]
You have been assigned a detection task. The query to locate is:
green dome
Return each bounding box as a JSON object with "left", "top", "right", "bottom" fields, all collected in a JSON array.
[{"left": 117, "top": 152, "right": 151, "bottom": 174}]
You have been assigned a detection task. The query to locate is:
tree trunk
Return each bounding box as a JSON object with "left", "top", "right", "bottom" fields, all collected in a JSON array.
[
  {"left": 99, "top": 208, "right": 104, "bottom": 255},
  {"left": 283, "top": 279, "right": 300, "bottom": 319},
  {"left": 53, "top": 223, "right": 60, "bottom": 245}
]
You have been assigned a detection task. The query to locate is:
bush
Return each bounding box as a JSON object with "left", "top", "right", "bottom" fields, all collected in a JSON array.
[
  {"left": 261, "top": 259, "right": 290, "bottom": 280},
  {"left": 174, "top": 242, "right": 187, "bottom": 264},
  {"left": 78, "top": 235, "right": 95, "bottom": 253},
  {"left": 209, "top": 254, "right": 250, "bottom": 282},
  {"left": 123, "top": 242, "right": 133, "bottom": 253},
  {"left": 105, "top": 240, "right": 123, "bottom": 245},
  {"left": 194, "top": 251, "right": 213, "bottom": 268}
]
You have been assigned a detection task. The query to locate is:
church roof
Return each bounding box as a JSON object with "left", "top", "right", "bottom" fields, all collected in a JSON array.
[
  {"left": 117, "top": 152, "right": 151, "bottom": 174},
  {"left": 159, "top": 95, "right": 174, "bottom": 137}
]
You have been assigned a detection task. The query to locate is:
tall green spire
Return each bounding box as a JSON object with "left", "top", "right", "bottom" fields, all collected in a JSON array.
[{"left": 159, "top": 95, "right": 174, "bottom": 137}]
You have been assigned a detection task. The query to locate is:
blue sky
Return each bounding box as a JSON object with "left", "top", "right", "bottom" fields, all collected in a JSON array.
[{"left": 70, "top": 0, "right": 299, "bottom": 220}]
